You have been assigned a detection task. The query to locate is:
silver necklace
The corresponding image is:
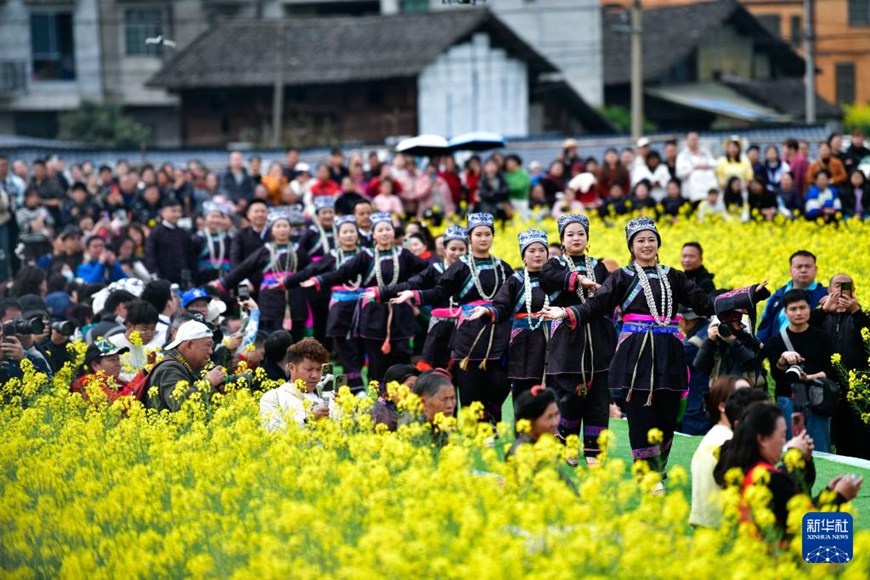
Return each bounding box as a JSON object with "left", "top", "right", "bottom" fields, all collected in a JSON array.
[
  {"left": 468, "top": 254, "right": 505, "bottom": 301},
  {"left": 566, "top": 253, "right": 596, "bottom": 302},
  {"left": 523, "top": 268, "right": 549, "bottom": 331},
  {"left": 335, "top": 248, "right": 362, "bottom": 289},
  {"left": 315, "top": 221, "right": 333, "bottom": 254},
  {"left": 633, "top": 260, "right": 672, "bottom": 325},
  {"left": 206, "top": 231, "right": 225, "bottom": 270},
  {"left": 374, "top": 247, "right": 400, "bottom": 287},
  {"left": 270, "top": 242, "right": 297, "bottom": 274}
]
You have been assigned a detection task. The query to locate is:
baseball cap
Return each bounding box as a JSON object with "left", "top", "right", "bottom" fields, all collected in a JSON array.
[
  {"left": 165, "top": 321, "right": 213, "bottom": 351},
  {"left": 636, "top": 137, "right": 650, "bottom": 148},
  {"left": 295, "top": 162, "right": 311, "bottom": 173},
  {"left": 181, "top": 288, "right": 210, "bottom": 308},
  {"left": 84, "top": 340, "right": 130, "bottom": 367},
  {"left": 205, "top": 299, "right": 227, "bottom": 324}
]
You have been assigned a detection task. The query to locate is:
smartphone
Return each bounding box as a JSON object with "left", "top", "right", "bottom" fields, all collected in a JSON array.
[
  {"left": 170, "top": 283, "right": 181, "bottom": 299},
  {"left": 322, "top": 363, "right": 333, "bottom": 376},
  {"left": 792, "top": 412, "right": 806, "bottom": 437},
  {"left": 238, "top": 284, "right": 250, "bottom": 301},
  {"left": 839, "top": 281, "right": 853, "bottom": 297},
  {"left": 334, "top": 374, "right": 348, "bottom": 389}
]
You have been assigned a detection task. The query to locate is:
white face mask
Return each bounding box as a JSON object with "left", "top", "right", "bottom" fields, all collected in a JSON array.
[{"left": 61, "top": 267, "right": 74, "bottom": 283}]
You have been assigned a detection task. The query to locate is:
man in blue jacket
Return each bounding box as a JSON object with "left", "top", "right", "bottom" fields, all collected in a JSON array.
[
  {"left": 757, "top": 250, "right": 827, "bottom": 345},
  {"left": 76, "top": 236, "right": 128, "bottom": 283}
]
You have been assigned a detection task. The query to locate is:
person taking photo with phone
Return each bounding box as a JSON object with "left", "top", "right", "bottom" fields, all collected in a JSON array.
[
  {"left": 259, "top": 338, "right": 334, "bottom": 432},
  {"left": 810, "top": 274, "right": 870, "bottom": 458}
]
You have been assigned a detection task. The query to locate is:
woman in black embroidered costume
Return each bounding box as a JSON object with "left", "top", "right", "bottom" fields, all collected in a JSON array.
[
  {"left": 466, "top": 229, "right": 551, "bottom": 399},
  {"left": 277, "top": 216, "right": 365, "bottom": 392},
  {"left": 540, "top": 214, "right": 616, "bottom": 465},
  {"left": 218, "top": 207, "right": 311, "bottom": 333},
  {"left": 297, "top": 195, "right": 338, "bottom": 347}
]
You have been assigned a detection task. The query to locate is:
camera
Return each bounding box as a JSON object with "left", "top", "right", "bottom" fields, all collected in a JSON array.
[
  {"left": 2, "top": 316, "right": 45, "bottom": 337},
  {"left": 51, "top": 321, "right": 75, "bottom": 336},
  {"left": 785, "top": 363, "right": 804, "bottom": 382},
  {"left": 717, "top": 322, "right": 732, "bottom": 338}
]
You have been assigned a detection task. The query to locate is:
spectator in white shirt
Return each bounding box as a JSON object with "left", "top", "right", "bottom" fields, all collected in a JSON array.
[
  {"left": 677, "top": 132, "right": 718, "bottom": 204},
  {"left": 260, "top": 338, "right": 334, "bottom": 432}
]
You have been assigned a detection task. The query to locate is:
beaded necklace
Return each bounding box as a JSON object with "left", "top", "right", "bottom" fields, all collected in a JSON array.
[
  {"left": 566, "top": 253, "right": 596, "bottom": 302},
  {"left": 523, "top": 268, "right": 549, "bottom": 330},
  {"left": 205, "top": 231, "right": 225, "bottom": 270},
  {"left": 633, "top": 260, "right": 672, "bottom": 325},
  {"left": 468, "top": 254, "right": 505, "bottom": 301},
  {"left": 269, "top": 242, "right": 297, "bottom": 274},
  {"left": 336, "top": 248, "right": 362, "bottom": 289},
  {"left": 314, "top": 221, "right": 333, "bottom": 254},
  {"left": 374, "top": 247, "right": 400, "bottom": 287}
]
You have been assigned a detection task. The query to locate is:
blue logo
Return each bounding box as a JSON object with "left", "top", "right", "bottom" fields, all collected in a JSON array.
[{"left": 802, "top": 512, "right": 853, "bottom": 564}]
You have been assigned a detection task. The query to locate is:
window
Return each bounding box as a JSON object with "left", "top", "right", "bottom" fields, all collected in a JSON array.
[
  {"left": 836, "top": 62, "right": 856, "bottom": 104},
  {"left": 848, "top": 0, "right": 870, "bottom": 25},
  {"left": 756, "top": 14, "right": 781, "bottom": 38},
  {"left": 126, "top": 9, "right": 165, "bottom": 56},
  {"left": 399, "top": 0, "right": 429, "bottom": 12},
  {"left": 790, "top": 15, "right": 802, "bottom": 46},
  {"left": 30, "top": 13, "right": 75, "bottom": 81}
]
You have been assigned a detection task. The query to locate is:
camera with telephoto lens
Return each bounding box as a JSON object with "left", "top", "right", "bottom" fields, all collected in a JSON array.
[
  {"left": 2, "top": 316, "right": 45, "bottom": 338},
  {"left": 51, "top": 321, "right": 75, "bottom": 336},
  {"left": 717, "top": 322, "right": 732, "bottom": 338}
]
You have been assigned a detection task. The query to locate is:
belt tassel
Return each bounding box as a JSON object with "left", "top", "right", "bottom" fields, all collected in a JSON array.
[
  {"left": 459, "top": 324, "right": 488, "bottom": 371},
  {"left": 381, "top": 303, "right": 394, "bottom": 355}
]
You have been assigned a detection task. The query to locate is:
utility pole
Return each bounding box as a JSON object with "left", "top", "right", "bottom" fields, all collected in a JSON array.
[
  {"left": 803, "top": 0, "right": 816, "bottom": 124},
  {"left": 630, "top": 0, "right": 643, "bottom": 142},
  {"left": 271, "top": 19, "right": 285, "bottom": 148}
]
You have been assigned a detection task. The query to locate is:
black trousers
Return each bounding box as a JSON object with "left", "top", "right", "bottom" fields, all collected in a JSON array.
[
  {"left": 364, "top": 338, "right": 412, "bottom": 386},
  {"left": 511, "top": 379, "right": 539, "bottom": 400},
  {"left": 549, "top": 372, "right": 610, "bottom": 458},
  {"left": 624, "top": 389, "right": 682, "bottom": 474},
  {"left": 260, "top": 318, "right": 307, "bottom": 337},
  {"left": 307, "top": 289, "right": 332, "bottom": 351},
  {"left": 832, "top": 398, "right": 870, "bottom": 459},
  {"left": 334, "top": 337, "right": 364, "bottom": 393},
  {"left": 455, "top": 363, "right": 509, "bottom": 423}
]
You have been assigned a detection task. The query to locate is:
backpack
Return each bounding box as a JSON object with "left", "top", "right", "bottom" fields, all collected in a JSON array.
[{"left": 119, "top": 358, "right": 175, "bottom": 403}]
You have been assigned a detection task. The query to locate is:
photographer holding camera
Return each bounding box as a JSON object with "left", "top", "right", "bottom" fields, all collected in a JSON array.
[
  {"left": 695, "top": 311, "right": 766, "bottom": 390},
  {"left": 763, "top": 289, "right": 836, "bottom": 450},
  {"left": 0, "top": 297, "right": 53, "bottom": 384}
]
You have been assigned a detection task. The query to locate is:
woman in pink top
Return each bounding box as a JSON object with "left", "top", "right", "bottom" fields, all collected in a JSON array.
[{"left": 373, "top": 177, "right": 404, "bottom": 216}]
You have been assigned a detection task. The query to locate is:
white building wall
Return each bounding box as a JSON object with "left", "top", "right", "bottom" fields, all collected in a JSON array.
[
  {"left": 0, "top": 0, "right": 104, "bottom": 111},
  {"left": 431, "top": 0, "right": 604, "bottom": 107},
  {"left": 418, "top": 33, "right": 528, "bottom": 138}
]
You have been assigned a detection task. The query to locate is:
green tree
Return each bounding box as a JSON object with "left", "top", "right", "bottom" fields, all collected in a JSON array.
[
  {"left": 597, "top": 105, "right": 658, "bottom": 134},
  {"left": 844, "top": 103, "right": 870, "bottom": 134},
  {"left": 59, "top": 101, "right": 152, "bottom": 148}
]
